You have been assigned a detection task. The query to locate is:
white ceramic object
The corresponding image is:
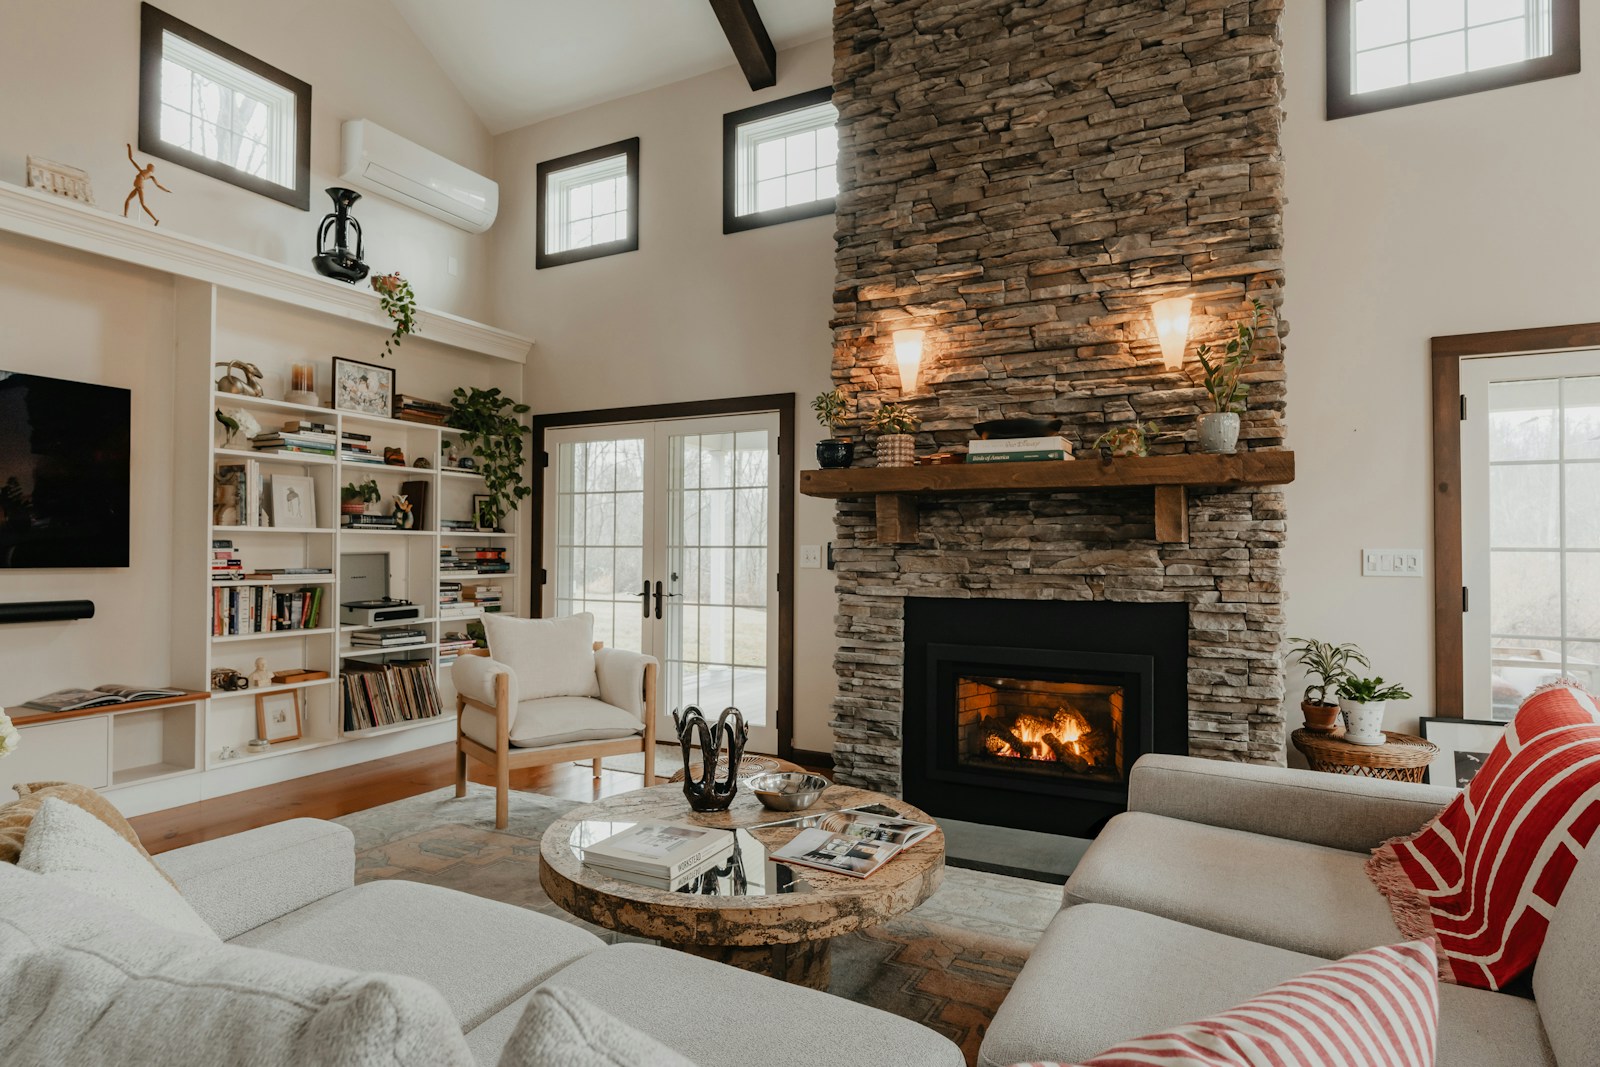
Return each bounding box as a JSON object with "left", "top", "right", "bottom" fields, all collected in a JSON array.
[
  {"left": 1340, "top": 698, "right": 1387, "bottom": 746},
  {"left": 1196, "top": 411, "right": 1240, "bottom": 454},
  {"left": 876, "top": 433, "right": 917, "bottom": 468}
]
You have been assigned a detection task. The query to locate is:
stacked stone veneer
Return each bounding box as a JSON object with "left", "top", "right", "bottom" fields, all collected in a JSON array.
[{"left": 827, "top": 0, "right": 1290, "bottom": 791}]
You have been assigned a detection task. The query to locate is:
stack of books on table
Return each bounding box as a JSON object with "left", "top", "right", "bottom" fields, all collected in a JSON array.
[
  {"left": 581, "top": 821, "right": 736, "bottom": 890},
  {"left": 349, "top": 627, "right": 428, "bottom": 649},
  {"left": 965, "top": 435, "right": 1076, "bottom": 464},
  {"left": 252, "top": 428, "right": 336, "bottom": 456},
  {"left": 393, "top": 394, "right": 451, "bottom": 425}
]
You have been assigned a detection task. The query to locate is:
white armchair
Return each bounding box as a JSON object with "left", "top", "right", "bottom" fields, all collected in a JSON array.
[{"left": 453, "top": 614, "right": 657, "bottom": 828}]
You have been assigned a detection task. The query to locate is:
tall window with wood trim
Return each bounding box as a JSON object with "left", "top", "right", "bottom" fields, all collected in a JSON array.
[
  {"left": 723, "top": 88, "right": 838, "bottom": 234},
  {"left": 536, "top": 138, "right": 640, "bottom": 269}
]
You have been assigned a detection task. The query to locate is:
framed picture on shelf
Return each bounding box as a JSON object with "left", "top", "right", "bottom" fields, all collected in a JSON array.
[
  {"left": 255, "top": 690, "right": 303, "bottom": 744},
  {"left": 1418, "top": 716, "right": 1507, "bottom": 788},
  {"left": 268, "top": 474, "right": 317, "bottom": 529},
  {"left": 332, "top": 357, "right": 395, "bottom": 418},
  {"left": 472, "top": 493, "right": 496, "bottom": 532}
]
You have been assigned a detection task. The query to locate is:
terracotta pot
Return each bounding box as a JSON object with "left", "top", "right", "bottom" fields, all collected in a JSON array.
[
  {"left": 1339, "top": 698, "right": 1387, "bottom": 746},
  {"left": 815, "top": 439, "right": 853, "bottom": 469},
  {"left": 341, "top": 499, "right": 364, "bottom": 515},
  {"left": 1196, "top": 412, "right": 1240, "bottom": 454},
  {"left": 1301, "top": 700, "right": 1340, "bottom": 733}
]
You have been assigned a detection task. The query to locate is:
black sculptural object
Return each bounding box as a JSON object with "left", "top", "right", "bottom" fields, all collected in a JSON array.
[
  {"left": 312, "top": 187, "right": 369, "bottom": 283},
  {"left": 674, "top": 705, "right": 748, "bottom": 813}
]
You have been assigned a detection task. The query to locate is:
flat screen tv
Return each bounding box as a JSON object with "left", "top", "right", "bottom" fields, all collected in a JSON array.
[{"left": 0, "top": 370, "right": 131, "bottom": 568}]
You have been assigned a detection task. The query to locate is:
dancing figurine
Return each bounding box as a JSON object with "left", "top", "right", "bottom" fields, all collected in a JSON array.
[{"left": 123, "top": 144, "right": 169, "bottom": 226}]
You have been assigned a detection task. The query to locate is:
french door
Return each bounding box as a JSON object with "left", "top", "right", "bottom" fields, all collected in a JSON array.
[{"left": 542, "top": 413, "right": 781, "bottom": 753}]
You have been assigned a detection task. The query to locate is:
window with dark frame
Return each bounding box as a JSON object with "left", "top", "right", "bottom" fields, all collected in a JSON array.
[
  {"left": 138, "top": 3, "right": 312, "bottom": 210},
  {"left": 535, "top": 138, "right": 640, "bottom": 270},
  {"left": 1328, "top": 0, "right": 1579, "bottom": 119},
  {"left": 723, "top": 87, "right": 838, "bottom": 235}
]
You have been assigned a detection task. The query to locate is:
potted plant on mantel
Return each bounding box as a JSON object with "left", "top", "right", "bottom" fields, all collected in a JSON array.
[
  {"left": 872, "top": 403, "right": 920, "bottom": 468},
  {"left": 812, "top": 388, "right": 853, "bottom": 469},
  {"left": 341, "top": 480, "right": 381, "bottom": 516},
  {"left": 1194, "top": 298, "right": 1264, "bottom": 455},
  {"left": 1336, "top": 675, "right": 1413, "bottom": 746},
  {"left": 1287, "top": 637, "right": 1369, "bottom": 733}
]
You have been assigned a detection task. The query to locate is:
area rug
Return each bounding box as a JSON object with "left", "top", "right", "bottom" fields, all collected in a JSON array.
[{"left": 335, "top": 784, "right": 1060, "bottom": 1064}]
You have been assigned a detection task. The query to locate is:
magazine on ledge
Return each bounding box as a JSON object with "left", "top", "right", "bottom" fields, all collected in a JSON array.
[
  {"left": 771, "top": 810, "right": 937, "bottom": 879},
  {"left": 21, "top": 685, "right": 188, "bottom": 713}
]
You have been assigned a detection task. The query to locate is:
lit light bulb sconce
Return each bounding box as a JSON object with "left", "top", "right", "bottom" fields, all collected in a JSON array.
[
  {"left": 1151, "top": 295, "right": 1193, "bottom": 371},
  {"left": 892, "top": 328, "right": 925, "bottom": 396}
]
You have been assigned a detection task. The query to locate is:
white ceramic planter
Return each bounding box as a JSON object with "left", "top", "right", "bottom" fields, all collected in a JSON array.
[
  {"left": 1196, "top": 412, "right": 1240, "bottom": 454},
  {"left": 1340, "top": 698, "right": 1387, "bottom": 746}
]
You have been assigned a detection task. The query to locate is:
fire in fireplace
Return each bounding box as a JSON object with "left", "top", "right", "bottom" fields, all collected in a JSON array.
[{"left": 959, "top": 675, "right": 1124, "bottom": 784}]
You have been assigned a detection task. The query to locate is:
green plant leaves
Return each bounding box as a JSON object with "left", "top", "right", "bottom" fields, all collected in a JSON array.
[{"left": 446, "top": 387, "right": 532, "bottom": 529}]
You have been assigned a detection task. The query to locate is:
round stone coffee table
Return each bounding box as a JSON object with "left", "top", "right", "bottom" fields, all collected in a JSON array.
[{"left": 539, "top": 782, "right": 944, "bottom": 989}]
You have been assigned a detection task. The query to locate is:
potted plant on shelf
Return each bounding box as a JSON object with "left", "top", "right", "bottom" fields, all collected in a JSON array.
[
  {"left": 871, "top": 403, "right": 920, "bottom": 468},
  {"left": 371, "top": 272, "right": 418, "bottom": 359},
  {"left": 1193, "top": 298, "right": 1264, "bottom": 455},
  {"left": 1335, "top": 675, "right": 1412, "bottom": 746},
  {"left": 1092, "top": 421, "right": 1160, "bottom": 458},
  {"left": 342, "top": 480, "right": 381, "bottom": 516},
  {"left": 1288, "top": 637, "right": 1370, "bottom": 733},
  {"left": 812, "top": 388, "right": 853, "bottom": 469},
  {"left": 446, "top": 386, "right": 532, "bottom": 530}
]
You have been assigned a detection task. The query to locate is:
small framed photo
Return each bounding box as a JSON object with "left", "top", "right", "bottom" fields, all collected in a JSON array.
[
  {"left": 472, "top": 493, "right": 496, "bottom": 531},
  {"left": 255, "top": 690, "right": 303, "bottom": 744},
  {"left": 332, "top": 357, "right": 395, "bottom": 418},
  {"left": 1419, "top": 716, "right": 1507, "bottom": 788},
  {"left": 268, "top": 474, "right": 317, "bottom": 529}
]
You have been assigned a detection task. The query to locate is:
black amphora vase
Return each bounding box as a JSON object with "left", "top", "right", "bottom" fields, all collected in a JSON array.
[{"left": 312, "top": 187, "right": 370, "bottom": 284}]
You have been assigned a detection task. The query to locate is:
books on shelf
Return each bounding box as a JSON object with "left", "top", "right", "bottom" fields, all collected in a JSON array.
[
  {"left": 966, "top": 450, "right": 1073, "bottom": 463},
  {"left": 349, "top": 627, "right": 429, "bottom": 647},
  {"left": 342, "top": 514, "right": 399, "bottom": 529},
  {"left": 252, "top": 430, "right": 337, "bottom": 455},
  {"left": 213, "top": 585, "right": 325, "bottom": 636},
  {"left": 437, "top": 633, "right": 480, "bottom": 666},
  {"left": 580, "top": 821, "right": 735, "bottom": 882},
  {"left": 20, "top": 685, "right": 189, "bottom": 713},
  {"left": 441, "top": 545, "right": 509, "bottom": 574},
  {"left": 214, "top": 461, "right": 266, "bottom": 526},
  {"left": 965, "top": 435, "right": 1075, "bottom": 463},
  {"left": 770, "top": 810, "right": 937, "bottom": 879},
  {"left": 340, "top": 658, "right": 442, "bottom": 731},
  {"left": 393, "top": 394, "right": 451, "bottom": 425}
]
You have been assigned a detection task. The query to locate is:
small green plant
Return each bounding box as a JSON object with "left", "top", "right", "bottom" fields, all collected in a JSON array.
[
  {"left": 1195, "top": 298, "right": 1265, "bottom": 414},
  {"left": 1092, "top": 421, "right": 1159, "bottom": 457},
  {"left": 447, "top": 386, "right": 532, "bottom": 530},
  {"left": 812, "top": 388, "right": 850, "bottom": 437},
  {"left": 871, "top": 403, "right": 920, "bottom": 436},
  {"left": 1288, "top": 638, "right": 1370, "bottom": 707},
  {"left": 1336, "top": 676, "right": 1413, "bottom": 703},
  {"left": 371, "top": 272, "right": 418, "bottom": 358},
  {"left": 342, "top": 480, "right": 381, "bottom": 505}
]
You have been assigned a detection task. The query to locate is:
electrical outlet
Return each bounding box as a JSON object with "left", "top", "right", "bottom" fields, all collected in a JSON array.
[
  {"left": 1362, "top": 549, "right": 1424, "bottom": 577},
  {"left": 799, "top": 545, "right": 822, "bottom": 569}
]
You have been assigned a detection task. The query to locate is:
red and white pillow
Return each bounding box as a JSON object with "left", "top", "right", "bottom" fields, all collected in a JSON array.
[
  {"left": 1367, "top": 681, "right": 1600, "bottom": 989},
  {"left": 1009, "top": 940, "right": 1439, "bottom": 1067}
]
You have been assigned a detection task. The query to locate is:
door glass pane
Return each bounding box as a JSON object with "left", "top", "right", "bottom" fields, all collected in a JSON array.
[
  {"left": 1489, "top": 379, "right": 1558, "bottom": 461},
  {"left": 553, "top": 437, "right": 647, "bottom": 652},
  {"left": 1565, "top": 377, "right": 1600, "bottom": 459},
  {"left": 1489, "top": 464, "right": 1558, "bottom": 547}
]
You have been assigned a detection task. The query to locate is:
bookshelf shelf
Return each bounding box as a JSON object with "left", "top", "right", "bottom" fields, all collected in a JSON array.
[
  {"left": 206, "top": 735, "right": 342, "bottom": 769},
  {"left": 112, "top": 761, "right": 193, "bottom": 787},
  {"left": 212, "top": 627, "right": 337, "bottom": 644},
  {"left": 339, "top": 641, "right": 438, "bottom": 659},
  {"left": 339, "top": 715, "right": 450, "bottom": 740},
  {"left": 341, "top": 617, "right": 439, "bottom": 631},
  {"left": 210, "top": 577, "right": 336, "bottom": 588},
  {"left": 212, "top": 392, "right": 331, "bottom": 418},
  {"left": 212, "top": 526, "right": 339, "bottom": 536},
  {"left": 207, "top": 677, "right": 336, "bottom": 699},
  {"left": 215, "top": 446, "right": 337, "bottom": 467}
]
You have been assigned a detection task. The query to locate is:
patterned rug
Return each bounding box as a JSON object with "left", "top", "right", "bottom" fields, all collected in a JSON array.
[{"left": 335, "top": 784, "right": 1060, "bottom": 1064}]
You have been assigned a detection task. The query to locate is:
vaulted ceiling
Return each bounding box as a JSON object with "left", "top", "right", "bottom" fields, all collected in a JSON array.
[{"left": 390, "top": 0, "right": 832, "bottom": 135}]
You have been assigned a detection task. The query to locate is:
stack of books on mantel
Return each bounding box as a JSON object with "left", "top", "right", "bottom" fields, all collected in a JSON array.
[
  {"left": 581, "top": 821, "right": 736, "bottom": 890},
  {"left": 965, "top": 435, "right": 1076, "bottom": 464}
]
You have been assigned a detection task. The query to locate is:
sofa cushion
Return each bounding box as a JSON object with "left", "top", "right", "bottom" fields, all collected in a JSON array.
[
  {"left": 230, "top": 879, "right": 602, "bottom": 1030},
  {"left": 483, "top": 612, "right": 600, "bottom": 701},
  {"left": 1, "top": 781, "right": 171, "bottom": 884},
  {"left": 495, "top": 986, "right": 697, "bottom": 1067},
  {"left": 543, "top": 943, "right": 965, "bottom": 1067},
  {"left": 18, "top": 797, "right": 216, "bottom": 941},
  {"left": 1064, "top": 810, "right": 1401, "bottom": 958},
  {"left": 1532, "top": 838, "right": 1600, "bottom": 1067}
]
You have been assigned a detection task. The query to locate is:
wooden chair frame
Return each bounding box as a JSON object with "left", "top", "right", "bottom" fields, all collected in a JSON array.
[{"left": 455, "top": 643, "right": 657, "bottom": 828}]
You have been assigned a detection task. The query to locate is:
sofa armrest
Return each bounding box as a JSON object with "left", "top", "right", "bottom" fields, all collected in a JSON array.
[
  {"left": 595, "top": 648, "right": 657, "bottom": 721},
  {"left": 154, "top": 818, "right": 355, "bottom": 940},
  {"left": 1128, "top": 753, "right": 1458, "bottom": 853},
  {"left": 454, "top": 654, "right": 517, "bottom": 710}
]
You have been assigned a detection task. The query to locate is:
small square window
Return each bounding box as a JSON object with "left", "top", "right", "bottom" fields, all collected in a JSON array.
[
  {"left": 536, "top": 138, "right": 640, "bottom": 269},
  {"left": 723, "top": 87, "right": 838, "bottom": 234},
  {"left": 138, "top": 4, "right": 311, "bottom": 209}
]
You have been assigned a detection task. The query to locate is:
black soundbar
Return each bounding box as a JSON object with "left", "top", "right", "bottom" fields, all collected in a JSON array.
[{"left": 0, "top": 601, "right": 95, "bottom": 624}]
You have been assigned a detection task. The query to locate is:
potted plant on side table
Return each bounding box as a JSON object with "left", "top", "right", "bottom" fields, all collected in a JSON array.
[
  {"left": 872, "top": 403, "right": 920, "bottom": 468},
  {"left": 1335, "top": 675, "right": 1413, "bottom": 746},
  {"left": 1194, "top": 298, "right": 1264, "bottom": 455},
  {"left": 812, "top": 388, "right": 853, "bottom": 469},
  {"left": 1288, "top": 637, "right": 1369, "bottom": 733}
]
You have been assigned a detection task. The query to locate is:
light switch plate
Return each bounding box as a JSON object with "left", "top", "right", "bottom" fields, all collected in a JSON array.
[
  {"left": 799, "top": 545, "right": 822, "bottom": 569},
  {"left": 1362, "top": 548, "right": 1423, "bottom": 577}
]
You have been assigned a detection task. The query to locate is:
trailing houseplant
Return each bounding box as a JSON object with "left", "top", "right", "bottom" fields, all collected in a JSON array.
[
  {"left": 812, "top": 388, "right": 853, "bottom": 469},
  {"left": 1092, "top": 421, "right": 1160, "bottom": 458},
  {"left": 1193, "top": 298, "right": 1264, "bottom": 455},
  {"left": 1335, "top": 675, "right": 1413, "bottom": 746},
  {"left": 1288, "top": 637, "right": 1370, "bottom": 733},
  {"left": 341, "top": 479, "right": 381, "bottom": 515},
  {"left": 871, "top": 403, "right": 920, "bottom": 468},
  {"left": 447, "top": 386, "right": 532, "bottom": 530},
  {"left": 371, "top": 272, "right": 418, "bottom": 358}
]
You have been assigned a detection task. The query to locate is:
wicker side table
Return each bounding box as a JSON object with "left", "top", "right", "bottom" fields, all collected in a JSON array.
[{"left": 1291, "top": 729, "right": 1439, "bottom": 784}]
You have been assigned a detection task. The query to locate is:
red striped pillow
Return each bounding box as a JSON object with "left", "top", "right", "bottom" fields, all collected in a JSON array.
[
  {"left": 1008, "top": 940, "right": 1439, "bottom": 1067},
  {"left": 1367, "top": 682, "right": 1600, "bottom": 989}
]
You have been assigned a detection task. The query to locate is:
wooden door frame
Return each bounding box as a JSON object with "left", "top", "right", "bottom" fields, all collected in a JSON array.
[
  {"left": 530, "top": 394, "right": 798, "bottom": 759},
  {"left": 1431, "top": 322, "right": 1600, "bottom": 716}
]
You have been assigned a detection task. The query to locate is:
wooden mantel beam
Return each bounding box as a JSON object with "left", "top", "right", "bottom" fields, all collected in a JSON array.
[{"left": 708, "top": 0, "right": 777, "bottom": 90}]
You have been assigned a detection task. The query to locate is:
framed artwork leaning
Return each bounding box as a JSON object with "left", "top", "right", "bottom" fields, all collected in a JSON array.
[
  {"left": 1418, "top": 716, "right": 1508, "bottom": 788},
  {"left": 255, "top": 690, "right": 302, "bottom": 744},
  {"left": 332, "top": 357, "right": 395, "bottom": 418},
  {"left": 268, "top": 474, "right": 317, "bottom": 529}
]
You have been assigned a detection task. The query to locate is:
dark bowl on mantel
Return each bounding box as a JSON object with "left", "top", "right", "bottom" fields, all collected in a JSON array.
[{"left": 973, "top": 418, "right": 1064, "bottom": 440}]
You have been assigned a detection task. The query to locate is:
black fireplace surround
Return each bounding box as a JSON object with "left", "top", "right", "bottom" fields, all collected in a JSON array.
[{"left": 902, "top": 597, "right": 1189, "bottom": 837}]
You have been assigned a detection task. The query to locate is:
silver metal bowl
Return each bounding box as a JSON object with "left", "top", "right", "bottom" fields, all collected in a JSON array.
[{"left": 747, "top": 772, "right": 829, "bottom": 812}]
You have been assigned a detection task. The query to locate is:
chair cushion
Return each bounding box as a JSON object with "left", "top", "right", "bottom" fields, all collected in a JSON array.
[
  {"left": 231, "top": 879, "right": 602, "bottom": 1030},
  {"left": 18, "top": 797, "right": 217, "bottom": 941},
  {"left": 1065, "top": 810, "right": 1401, "bottom": 958},
  {"left": 483, "top": 613, "right": 600, "bottom": 701},
  {"left": 510, "top": 697, "right": 643, "bottom": 748},
  {"left": 495, "top": 986, "right": 697, "bottom": 1067}
]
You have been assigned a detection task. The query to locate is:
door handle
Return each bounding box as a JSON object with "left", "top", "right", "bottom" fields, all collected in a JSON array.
[
  {"left": 653, "top": 580, "right": 662, "bottom": 620},
  {"left": 636, "top": 581, "right": 650, "bottom": 618}
]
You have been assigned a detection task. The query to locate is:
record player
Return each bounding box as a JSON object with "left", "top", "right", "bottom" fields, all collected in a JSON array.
[
  {"left": 340, "top": 597, "right": 421, "bottom": 626},
  {"left": 339, "top": 551, "right": 423, "bottom": 626}
]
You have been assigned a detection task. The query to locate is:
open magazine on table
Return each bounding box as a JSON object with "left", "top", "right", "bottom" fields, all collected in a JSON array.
[{"left": 770, "top": 809, "right": 937, "bottom": 879}]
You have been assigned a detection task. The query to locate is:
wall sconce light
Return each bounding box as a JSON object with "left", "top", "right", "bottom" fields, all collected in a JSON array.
[
  {"left": 1151, "top": 295, "right": 1193, "bottom": 371},
  {"left": 893, "top": 328, "right": 925, "bottom": 394}
]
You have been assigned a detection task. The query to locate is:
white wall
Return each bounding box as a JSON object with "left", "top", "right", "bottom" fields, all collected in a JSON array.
[
  {"left": 1280, "top": 6, "right": 1600, "bottom": 734},
  {"left": 0, "top": 0, "right": 494, "bottom": 320},
  {"left": 490, "top": 37, "right": 840, "bottom": 752}
]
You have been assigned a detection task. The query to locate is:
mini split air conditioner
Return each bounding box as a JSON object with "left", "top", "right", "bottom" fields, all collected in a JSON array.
[{"left": 339, "top": 120, "right": 498, "bottom": 234}]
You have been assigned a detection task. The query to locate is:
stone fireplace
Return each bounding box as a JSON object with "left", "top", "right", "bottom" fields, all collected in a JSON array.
[{"left": 823, "top": 0, "right": 1291, "bottom": 815}]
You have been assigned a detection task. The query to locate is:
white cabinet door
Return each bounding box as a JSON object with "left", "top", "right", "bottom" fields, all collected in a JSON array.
[{"left": 0, "top": 717, "right": 111, "bottom": 791}]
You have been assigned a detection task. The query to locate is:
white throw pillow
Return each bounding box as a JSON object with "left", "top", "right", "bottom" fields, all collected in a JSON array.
[
  {"left": 497, "top": 986, "right": 698, "bottom": 1067},
  {"left": 19, "top": 796, "right": 218, "bottom": 941},
  {"left": 483, "top": 612, "right": 601, "bottom": 701}
]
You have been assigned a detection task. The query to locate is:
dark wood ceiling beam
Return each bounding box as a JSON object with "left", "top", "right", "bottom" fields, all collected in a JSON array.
[{"left": 709, "top": 0, "right": 777, "bottom": 91}]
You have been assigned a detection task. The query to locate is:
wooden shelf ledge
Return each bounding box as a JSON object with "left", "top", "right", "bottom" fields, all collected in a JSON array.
[
  {"left": 8, "top": 691, "right": 210, "bottom": 728},
  {"left": 799, "top": 451, "right": 1295, "bottom": 545}
]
